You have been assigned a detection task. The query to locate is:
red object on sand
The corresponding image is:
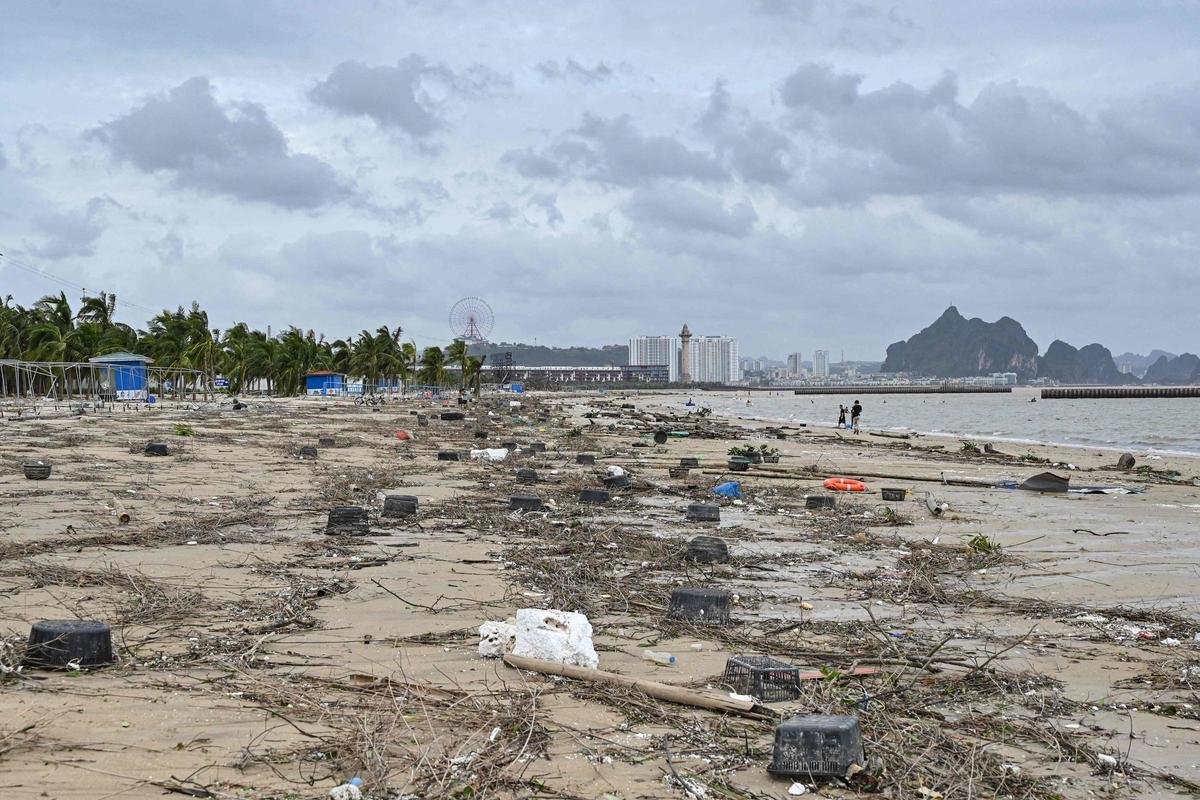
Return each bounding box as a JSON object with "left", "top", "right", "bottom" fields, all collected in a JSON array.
[
  {"left": 396, "top": 430, "right": 412, "bottom": 441},
  {"left": 824, "top": 477, "right": 866, "bottom": 492}
]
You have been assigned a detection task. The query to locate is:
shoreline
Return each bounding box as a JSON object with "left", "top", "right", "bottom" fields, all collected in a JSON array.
[{"left": 629, "top": 388, "right": 1200, "bottom": 463}]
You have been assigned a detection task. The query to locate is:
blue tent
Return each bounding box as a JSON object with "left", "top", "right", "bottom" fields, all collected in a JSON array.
[{"left": 88, "top": 352, "right": 153, "bottom": 401}]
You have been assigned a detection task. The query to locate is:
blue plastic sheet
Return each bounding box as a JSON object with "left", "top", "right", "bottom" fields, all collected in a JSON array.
[{"left": 712, "top": 481, "right": 742, "bottom": 498}]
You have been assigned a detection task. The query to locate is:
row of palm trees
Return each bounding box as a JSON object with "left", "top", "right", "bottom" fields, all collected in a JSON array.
[{"left": 0, "top": 292, "right": 486, "bottom": 396}]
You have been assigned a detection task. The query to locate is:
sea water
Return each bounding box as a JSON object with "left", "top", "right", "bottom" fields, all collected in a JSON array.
[{"left": 682, "top": 387, "right": 1200, "bottom": 456}]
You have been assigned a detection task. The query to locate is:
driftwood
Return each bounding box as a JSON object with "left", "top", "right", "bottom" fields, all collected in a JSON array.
[{"left": 502, "top": 654, "right": 775, "bottom": 720}]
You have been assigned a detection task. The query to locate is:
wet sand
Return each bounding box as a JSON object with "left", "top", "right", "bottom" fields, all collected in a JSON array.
[{"left": 1, "top": 391, "right": 1197, "bottom": 799}]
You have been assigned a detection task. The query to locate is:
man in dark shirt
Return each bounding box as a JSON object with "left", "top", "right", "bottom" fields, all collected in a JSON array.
[{"left": 850, "top": 400, "right": 862, "bottom": 433}]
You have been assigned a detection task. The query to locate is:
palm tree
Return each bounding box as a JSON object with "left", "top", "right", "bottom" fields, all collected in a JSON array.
[
  {"left": 418, "top": 346, "right": 445, "bottom": 387},
  {"left": 77, "top": 292, "right": 117, "bottom": 329},
  {"left": 445, "top": 339, "right": 469, "bottom": 390}
]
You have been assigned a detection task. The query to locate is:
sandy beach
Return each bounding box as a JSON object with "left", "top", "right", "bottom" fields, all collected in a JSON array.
[{"left": 1, "top": 390, "right": 1198, "bottom": 799}]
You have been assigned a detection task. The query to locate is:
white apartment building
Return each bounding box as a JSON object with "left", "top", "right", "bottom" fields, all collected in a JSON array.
[
  {"left": 692, "top": 336, "right": 740, "bottom": 384},
  {"left": 787, "top": 352, "right": 803, "bottom": 376},
  {"left": 628, "top": 335, "right": 680, "bottom": 382},
  {"left": 813, "top": 349, "right": 829, "bottom": 377}
]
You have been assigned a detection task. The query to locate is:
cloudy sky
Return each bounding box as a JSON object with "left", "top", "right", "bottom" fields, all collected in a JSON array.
[{"left": 1, "top": 1, "right": 1198, "bottom": 359}]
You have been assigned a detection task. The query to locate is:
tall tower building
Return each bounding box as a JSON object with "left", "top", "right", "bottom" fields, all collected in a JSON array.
[
  {"left": 787, "top": 352, "right": 803, "bottom": 376},
  {"left": 629, "top": 336, "right": 681, "bottom": 382},
  {"left": 814, "top": 349, "right": 829, "bottom": 378},
  {"left": 679, "top": 323, "right": 692, "bottom": 383}
]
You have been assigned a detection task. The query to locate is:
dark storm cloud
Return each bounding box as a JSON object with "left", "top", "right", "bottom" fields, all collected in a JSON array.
[
  {"left": 28, "top": 196, "right": 114, "bottom": 260},
  {"left": 698, "top": 81, "right": 793, "bottom": 185},
  {"left": 625, "top": 184, "right": 757, "bottom": 238},
  {"left": 780, "top": 63, "right": 1200, "bottom": 201},
  {"left": 503, "top": 113, "right": 726, "bottom": 186},
  {"left": 536, "top": 59, "right": 613, "bottom": 83},
  {"left": 309, "top": 57, "right": 509, "bottom": 141},
  {"left": 90, "top": 77, "right": 348, "bottom": 209}
]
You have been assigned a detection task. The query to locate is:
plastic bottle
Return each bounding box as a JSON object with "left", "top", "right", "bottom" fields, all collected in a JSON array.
[{"left": 643, "top": 650, "right": 676, "bottom": 666}]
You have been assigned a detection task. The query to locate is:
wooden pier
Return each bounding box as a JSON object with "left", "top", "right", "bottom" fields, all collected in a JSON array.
[
  {"left": 1041, "top": 386, "right": 1200, "bottom": 399},
  {"left": 792, "top": 385, "right": 1012, "bottom": 395}
]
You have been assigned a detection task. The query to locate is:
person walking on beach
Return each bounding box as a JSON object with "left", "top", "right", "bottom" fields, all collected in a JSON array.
[
  {"left": 850, "top": 400, "right": 862, "bottom": 433},
  {"left": 837, "top": 404, "right": 847, "bottom": 428}
]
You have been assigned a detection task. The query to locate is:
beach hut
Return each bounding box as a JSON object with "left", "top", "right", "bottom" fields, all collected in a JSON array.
[
  {"left": 306, "top": 371, "right": 347, "bottom": 396},
  {"left": 88, "top": 352, "right": 153, "bottom": 401}
]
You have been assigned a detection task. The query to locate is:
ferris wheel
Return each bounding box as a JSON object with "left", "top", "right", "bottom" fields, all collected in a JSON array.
[{"left": 448, "top": 297, "right": 495, "bottom": 343}]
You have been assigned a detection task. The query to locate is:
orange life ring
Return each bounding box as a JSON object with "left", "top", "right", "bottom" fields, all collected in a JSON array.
[{"left": 824, "top": 477, "right": 866, "bottom": 492}]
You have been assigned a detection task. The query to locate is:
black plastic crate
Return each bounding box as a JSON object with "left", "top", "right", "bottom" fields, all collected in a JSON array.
[
  {"left": 516, "top": 468, "right": 539, "bottom": 484},
  {"left": 500, "top": 441, "right": 517, "bottom": 450},
  {"left": 805, "top": 495, "right": 836, "bottom": 510},
  {"left": 528, "top": 441, "right": 547, "bottom": 453},
  {"left": 298, "top": 446, "right": 318, "bottom": 459},
  {"left": 603, "top": 473, "right": 631, "bottom": 490},
  {"left": 679, "top": 457, "right": 700, "bottom": 468},
  {"left": 326, "top": 506, "right": 370, "bottom": 536},
  {"left": 768, "top": 714, "right": 864, "bottom": 778},
  {"left": 318, "top": 437, "right": 336, "bottom": 446},
  {"left": 144, "top": 442, "right": 170, "bottom": 456},
  {"left": 437, "top": 451, "right": 462, "bottom": 461},
  {"left": 668, "top": 467, "right": 690, "bottom": 478},
  {"left": 723, "top": 655, "right": 804, "bottom": 701},
  {"left": 440, "top": 411, "right": 465, "bottom": 421},
  {"left": 576, "top": 453, "right": 596, "bottom": 465},
  {"left": 728, "top": 458, "right": 750, "bottom": 472},
  {"left": 686, "top": 503, "right": 720, "bottom": 522},
  {"left": 667, "top": 587, "right": 731, "bottom": 625},
  {"left": 880, "top": 487, "right": 906, "bottom": 501}
]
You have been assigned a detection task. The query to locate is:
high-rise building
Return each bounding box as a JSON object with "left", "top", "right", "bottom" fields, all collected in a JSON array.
[
  {"left": 813, "top": 349, "right": 829, "bottom": 378},
  {"left": 629, "top": 335, "right": 680, "bottom": 382},
  {"left": 787, "top": 352, "right": 803, "bottom": 376},
  {"left": 692, "top": 336, "right": 740, "bottom": 384}
]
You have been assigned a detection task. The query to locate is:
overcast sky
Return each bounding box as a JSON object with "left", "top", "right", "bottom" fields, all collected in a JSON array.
[{"left": 1, "top": 1, "right": 1198, "bottom": 359}]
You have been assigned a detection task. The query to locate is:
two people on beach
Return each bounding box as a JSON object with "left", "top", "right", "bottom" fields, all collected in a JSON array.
[{"left": 838, "top": 401, "right": 862, "bottom": 433}]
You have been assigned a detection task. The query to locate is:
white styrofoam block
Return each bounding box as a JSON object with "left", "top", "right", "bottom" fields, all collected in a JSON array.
[
  {"left": 512, "top": 608, "right": 599, "bottom": 669},
  {"left": 478, "top": 620, "right": 516, "bottom": 658}
]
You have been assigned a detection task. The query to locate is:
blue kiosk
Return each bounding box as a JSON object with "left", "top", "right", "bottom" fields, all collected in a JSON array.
[
  {"left": 88, "top": 352, "right": 154, "bottom": 401},
  {"left": 306, "top": 371, "right": 348, "bottom": 396}
]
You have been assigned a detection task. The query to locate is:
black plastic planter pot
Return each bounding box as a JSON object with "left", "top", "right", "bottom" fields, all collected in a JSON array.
[
  {"left": 501, "top": 441, "right": 518, "bottom": 451},
  {"left": 579, "top": 488, "right": 610, "bottom": 504},
  {"left": 440, "top": 411, "right": 465, "bottom": 421},
  {"left": 25, "top": 620, "right": 113, "bottom": 669},
  {"left": 528, "top": 442, "right": 547, "bottom": 453},
  {"left": 575, "top": 454, "right": 596, "bottom": 465},
  {"left": 318, "top": 437, "right": 336, "bottom": 447},
  {"left": 668, "top": 467, "right": 690, "bottom": 478},
  {"left": 23, "top": 462, "right": 51, "bottom": 480},
  {"left": 685, "top": 535, "right": 730, "bottom": 564},
  {"left": 509, "top": 494, "right": 543, "bottom": 512},
  {"left": 515, "top": 468, "right": 539, "bottom": 484},
  {"left": 881, "top": 488, "right": 906, "bottom": 501},
  {"left": 437, "top": 451, "right": 462, "bottom": 462},
  {"left": 685, "top": 503, "right": 720, "bottom": 523},
  {"left": 805, "top": 495, "right": 836, "bottom": 510},
  {"left": 298, "top": 446, "right": 318, "bottom": 458},
  {"left": 144, "top": 442, "right": 170, "bottom": 457},
  {"left": 679, "top": 457, "right": 700, "bottom": 468},
  {"left": 728, "top": 458, "right": 750, "bottom": 472},
  {"left": 653, "top": 430, "right": 668, "bottom": 445},
  {"left": 382, "top": 495, "right": 419, "bottom": 518}
]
